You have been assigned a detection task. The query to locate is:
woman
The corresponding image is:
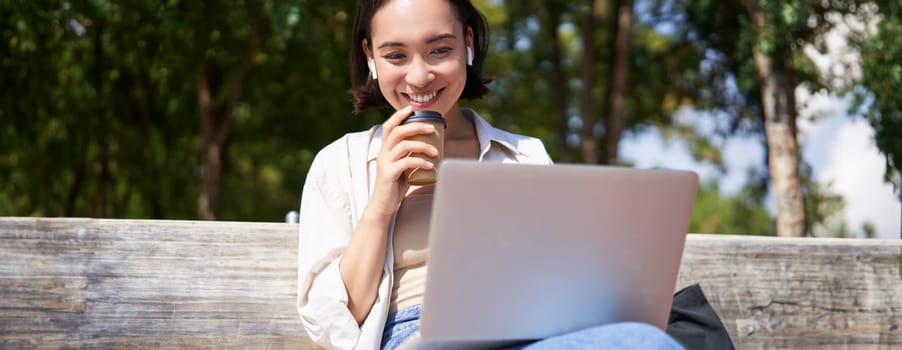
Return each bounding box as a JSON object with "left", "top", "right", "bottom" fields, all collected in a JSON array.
[{"left": 296, "top": 1, "right": 685, "bottom": 349}]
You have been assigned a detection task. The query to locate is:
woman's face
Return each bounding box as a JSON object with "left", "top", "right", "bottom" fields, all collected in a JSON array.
[{"left": 365, "top": 0, "right": 472, "bottom": 116}]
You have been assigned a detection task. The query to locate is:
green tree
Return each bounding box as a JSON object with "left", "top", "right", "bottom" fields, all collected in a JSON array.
[
  {"left": 670, "top": 0, "right": 876, "bottom": 236},
  {"left": 856, "top": 0, "right": 902, "bottom": 216}
]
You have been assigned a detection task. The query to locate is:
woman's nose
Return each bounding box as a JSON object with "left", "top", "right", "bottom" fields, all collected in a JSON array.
[{"left": 405, "top": 57, "right": 435, "bottom": 88}]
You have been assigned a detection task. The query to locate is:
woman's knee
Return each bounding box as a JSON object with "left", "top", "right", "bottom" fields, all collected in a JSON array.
[
  {"left": 584, "top": 322, "right": 683, "bottom": 349},
  {"left": 518, "top": 322, "right": 684, "bottom": 349}
]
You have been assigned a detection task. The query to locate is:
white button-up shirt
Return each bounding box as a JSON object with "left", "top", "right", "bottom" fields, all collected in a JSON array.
[{"left": 296, "top": 109, "right": 553, "bottom": 350}]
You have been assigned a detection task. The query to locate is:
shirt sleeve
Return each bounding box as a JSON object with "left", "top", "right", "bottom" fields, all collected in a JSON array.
[{"left": 296, "top": 146, "right": 362, "bottom": 350}]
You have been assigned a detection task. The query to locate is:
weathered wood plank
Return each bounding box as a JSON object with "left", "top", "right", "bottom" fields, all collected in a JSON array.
[
  {"left": 0, "top": 218, "right": 316, "bottom": 349},
  {"left": 2, "top": 218, "right": 902, "bottom": 349},
  {"left": 677, "top": 234, "right": 902, "bottom": 350}
]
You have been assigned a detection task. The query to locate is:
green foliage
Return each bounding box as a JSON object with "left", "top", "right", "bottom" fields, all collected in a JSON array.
[
  {"left": 669, "top": 0, "right": 875, "bottom": 134},
  {"left": 1, "top": 0, "right": 898, "bottom": 229},
  {"left": 689, "top": 179, "right": 774, "bottom": 235},
  {"left": 857, "top": 0, "right": 902, "bottom": 190},
  {"left": 801, "top": 165, "right": 849, "bottom": 237},
  {"left": 0, "top": 0, "right": 363, "bottom": 220}
]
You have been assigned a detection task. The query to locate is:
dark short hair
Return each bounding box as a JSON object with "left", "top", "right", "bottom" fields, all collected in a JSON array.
[{"left": 349, "top": 0, "right": 492, "bottom": 113}]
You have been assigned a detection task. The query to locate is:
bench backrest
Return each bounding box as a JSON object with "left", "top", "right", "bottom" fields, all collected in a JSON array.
[{"left": 2, "top": 218, "right": 901, "bottom": 349}]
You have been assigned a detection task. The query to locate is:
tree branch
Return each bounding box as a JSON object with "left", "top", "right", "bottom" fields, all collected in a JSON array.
[{"left": 219, "top": 16, "right": 265, "bottom": 144}]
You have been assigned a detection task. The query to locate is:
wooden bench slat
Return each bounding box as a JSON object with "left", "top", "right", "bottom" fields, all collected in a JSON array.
[
  {"left": 1, "top": 218, "right": 316, "bottom": 349},
  {"left": 677, "top": 235, "right": 902, "bottom": 349}
]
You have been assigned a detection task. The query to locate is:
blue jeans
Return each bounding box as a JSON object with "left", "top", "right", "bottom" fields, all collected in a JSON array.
[
  {"left": 381, "top": 304, "right": 424, "bottom": 350},
  {"left": 381, "top": 304, "right": 685, "bottom": 350}
]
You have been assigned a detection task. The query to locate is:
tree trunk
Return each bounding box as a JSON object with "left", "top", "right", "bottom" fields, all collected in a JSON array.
[
  {"left": 543, "top": 3, "right": 572, "bottom": 163},
  {"left": 745, "top": 0, "right": 806, "bottom": 237},
  {"left": 91, "top": 19, "right": 111, "bottom": 218},
  {"left": 196, "top": 18, "right": 262, "bottom": 220},
  {"left": 603, "top": 0, "right": 634, "bottom": 165},
  {"left": 579, "top": 4, "right": 599, "bottom": 164},
  {"left": 197, "top": 60, "right": 226, "bottom": 221},
  {"left": 65, "top": 162, "right": 85, "bottom": 216}
]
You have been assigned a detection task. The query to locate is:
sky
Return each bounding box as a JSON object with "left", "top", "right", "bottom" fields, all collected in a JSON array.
[{"left": 797, "top": 92, "right": 900, "bottom": 239}]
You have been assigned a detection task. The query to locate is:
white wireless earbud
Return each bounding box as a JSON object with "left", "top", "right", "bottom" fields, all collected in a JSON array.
[
  {"left": 466, "top": 47, "right": 473, "bottom": 66},
  {"left": 369, "top": 59, "right": 378, "bottom": 80}
]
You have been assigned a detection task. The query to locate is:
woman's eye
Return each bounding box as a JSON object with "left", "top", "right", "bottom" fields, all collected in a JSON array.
[
  {"left": 432, "top": 47, "right": 453, "bottom": 55},
  {"left": 384, "top": 53, "right": 406, "bottom": 61}
]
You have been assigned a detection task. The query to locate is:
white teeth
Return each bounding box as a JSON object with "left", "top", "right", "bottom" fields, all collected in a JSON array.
[{"left": 409, "top": 91, "right": 437, "bottom": 103}]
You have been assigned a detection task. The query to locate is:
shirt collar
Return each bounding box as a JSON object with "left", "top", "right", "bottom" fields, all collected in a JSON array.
[
  {"left": 464, "top": 108, "right": 522, "bottom": 160},
  {"left": 366, "top": 108, "right": 522, "bottom": 162}
]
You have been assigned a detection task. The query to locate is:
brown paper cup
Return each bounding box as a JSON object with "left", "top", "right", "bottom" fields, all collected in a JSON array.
[{"left": 401, "top": 111, "right": 445, "bottom": 186}]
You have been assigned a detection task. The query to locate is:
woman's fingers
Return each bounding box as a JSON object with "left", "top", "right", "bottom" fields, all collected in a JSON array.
[
  {"left": 380, "top": 105, "right": 413, "bottom": 140},
  {"left": 370, "top": 106, "right": 439, "bottom": 210},
  {"left": 386, "top": 139, "right": 440, "bottom": 162},
  {"left": 383, "top": 121, "right": 436, "bottom": 152},
  {"left": 376, "top": 139, "right": 437, "bottom": 181},
  {"left": 392, "top": 156, "right": 435, "bottom": 173}
]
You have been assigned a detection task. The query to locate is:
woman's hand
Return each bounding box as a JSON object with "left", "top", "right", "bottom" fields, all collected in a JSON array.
[
  {"left": 366, "top": 105, "right": 439, "bottom": 221},
  {"left": 343, "top": 105, "right": 438, "bottom": 323}
]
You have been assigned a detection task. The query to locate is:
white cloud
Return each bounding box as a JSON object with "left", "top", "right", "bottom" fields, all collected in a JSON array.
[
  {"left": 619, "top": 126, "right": 720, "bottom": 182},
  {"left": 803, "top": 111, "right": 900, "bottom": 239}
]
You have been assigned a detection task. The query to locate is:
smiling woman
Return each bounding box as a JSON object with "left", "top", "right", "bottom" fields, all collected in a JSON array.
[
  {"left": 349, "top": 0, "right": 490, "bottom": 115},
  {"left": 294, "top": 1, "right": 684, "bottom": 350}
]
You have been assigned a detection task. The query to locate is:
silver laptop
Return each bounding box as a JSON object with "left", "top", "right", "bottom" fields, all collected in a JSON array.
[{"left": 397, "top": 160, "right": 698, "bottom": 349}]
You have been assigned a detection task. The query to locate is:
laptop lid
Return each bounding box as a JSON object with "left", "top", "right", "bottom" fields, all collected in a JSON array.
[{"left": 418, "top": 160, "right": 698, "bottom": 343}]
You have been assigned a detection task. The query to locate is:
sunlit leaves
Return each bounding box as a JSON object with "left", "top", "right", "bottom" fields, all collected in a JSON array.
[
  {"left": 0, "top": 0, "right": 363, "bottom": 220},
  {"left": 856, "top": 0, "right": 901, "bottom": 187}
]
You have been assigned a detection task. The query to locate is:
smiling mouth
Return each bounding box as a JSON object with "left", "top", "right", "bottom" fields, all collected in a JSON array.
[{"left": 405, "top": 89, "right": 442, "bottom": 104}]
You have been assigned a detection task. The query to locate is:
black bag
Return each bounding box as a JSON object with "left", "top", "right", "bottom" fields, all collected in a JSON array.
[{"left": 666, "top": 284, "right": 735, "bottom": 350}]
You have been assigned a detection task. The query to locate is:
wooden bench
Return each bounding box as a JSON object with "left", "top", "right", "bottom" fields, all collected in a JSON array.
[{"left": 1, "top": 218, "right": 900, "bottom": 349}]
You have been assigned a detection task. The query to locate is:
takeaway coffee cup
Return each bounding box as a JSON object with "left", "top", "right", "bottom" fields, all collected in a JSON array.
[{"left": 401, "top": 110, "right": 446, "bottom": 186}]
